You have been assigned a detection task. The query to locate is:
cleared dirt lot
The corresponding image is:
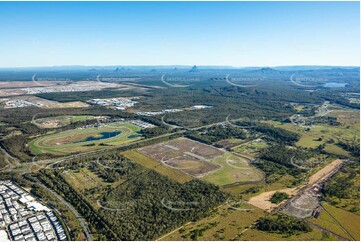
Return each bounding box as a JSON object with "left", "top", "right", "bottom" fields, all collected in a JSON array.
[
  {"left": 137, "top": 137, "right": 224, "bottom": 178},
  {"left": 248, "top": 188, "right": 299, "bottom": 211}
]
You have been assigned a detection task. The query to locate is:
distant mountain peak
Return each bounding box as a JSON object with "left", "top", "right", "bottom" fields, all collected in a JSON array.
[
  {"left": 259, "top": 67, "right": 276, "bottom": 72},
  {"left": 189, "top": 65, "right": 199, "bottom": 72},
  {"left": 250, "top": 67, "right": 279, "bottom": 74}
]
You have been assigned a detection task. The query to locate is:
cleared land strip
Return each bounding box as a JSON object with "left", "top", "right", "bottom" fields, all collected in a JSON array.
[
  {"left": 248, "top": 159, "right": 346, "bottom": 211},
  {"left": 308, "top": 159, "right": 344, "bottom": 185}
]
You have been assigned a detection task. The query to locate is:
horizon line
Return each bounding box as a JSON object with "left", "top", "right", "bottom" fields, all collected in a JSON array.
[{"left": 0, "top": 64, "right": 359, "bottom": 69}]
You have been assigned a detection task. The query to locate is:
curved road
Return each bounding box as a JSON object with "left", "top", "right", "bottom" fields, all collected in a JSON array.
[{"left": 38, "top": 182, "right": 93, "bottom": 241}]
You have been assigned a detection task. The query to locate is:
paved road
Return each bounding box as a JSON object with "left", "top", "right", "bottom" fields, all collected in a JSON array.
[{"left": 38, "top": 182, "right": 93, "bottom": 241}]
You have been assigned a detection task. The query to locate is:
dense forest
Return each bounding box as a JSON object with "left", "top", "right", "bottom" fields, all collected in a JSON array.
[
  {"left": 35, "top": 152, "right": 228, "bottom": 240},
  {"left": 99, "top": 171, "right": 227, "bottom": 240},
  {"left": 186, "top": 125, "right": 247, "bottom": 144},
  {"left": 255, "top": 214, "right": 312, "bottom": 236}
]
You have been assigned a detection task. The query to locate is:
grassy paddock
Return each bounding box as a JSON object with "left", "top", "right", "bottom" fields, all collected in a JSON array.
[{"left": 308, "top": 203, "right": 360, "bottom": 240}]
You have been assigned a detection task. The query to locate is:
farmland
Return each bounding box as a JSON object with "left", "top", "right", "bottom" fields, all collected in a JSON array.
[{"left": 29, "top": 122, "right": 141, "bottom": 155}]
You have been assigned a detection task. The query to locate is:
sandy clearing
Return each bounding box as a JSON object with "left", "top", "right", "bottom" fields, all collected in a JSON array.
[{"left": 248, "top": 188, "right": 299, "bottom": 211}]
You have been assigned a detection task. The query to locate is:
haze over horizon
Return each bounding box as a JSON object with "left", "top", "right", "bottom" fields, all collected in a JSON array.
[{"left": 0, "top": 1, "right": 359, "bottom": 68}]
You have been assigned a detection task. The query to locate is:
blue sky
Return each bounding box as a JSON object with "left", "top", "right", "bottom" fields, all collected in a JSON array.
[{"left": 0, "top": 1, "right": 359, "bottom": 67}]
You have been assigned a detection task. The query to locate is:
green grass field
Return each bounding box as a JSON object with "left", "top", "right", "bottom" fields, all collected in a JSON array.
[
  {"left": 29, "top": 122, "right": 141, "bottom": 155},
  {"left": 202, "top": 153, "right": 264, "bottom": 186},
  {"left": 240, "top": 226, "right": 339, "bottom": 241},
  {"left": 265, "top": 108, "right": 359, "bottom": 157},
  {"left": 232, "top": 139, "right": 268, "bottom": 155},
  {"left": 159, "top": 204, "right": 265, "bottom": 241},
  {"left": 308, "top": 203, "right": 360, "bottom": 240}
]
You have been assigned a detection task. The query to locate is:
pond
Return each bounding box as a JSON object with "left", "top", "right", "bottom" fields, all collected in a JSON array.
[
  {"left": 323, "top": 82, "right": 347, "bottom": 88},
  {"left": 128, "top": 134, "right": 140, "bottom": 139},
  {"left": 76, "top": 131, "right": 121, "bottom": 143}
]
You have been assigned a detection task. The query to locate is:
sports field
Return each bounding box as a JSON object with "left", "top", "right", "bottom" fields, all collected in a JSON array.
[{"left": 29, "top": 122, "right": 141, "bottom": 155}]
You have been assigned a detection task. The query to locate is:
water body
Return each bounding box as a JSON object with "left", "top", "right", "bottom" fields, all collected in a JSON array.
[
  {"left": 128, "top": 134, "right": 140, "bottom": 139},
  {"left": 323, "top": 82, "right": 347, "bottom": 88},
  {"left": 76, "top": 131, "right": 121, "bottom": 143}
]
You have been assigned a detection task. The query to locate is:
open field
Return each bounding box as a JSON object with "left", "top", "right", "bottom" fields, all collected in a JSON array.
[
  {"left": 62, "top": 167, "right": 111, "bottom": 191},
  {"left": 308, "top": 203, "right": 360, "bottom": 240},
  {"left": 215, "top": 138, "right": 245, "bottom": 149},
  {"left": 158, "top": 204, "right": 266, "bottom": 241},
  {"left": 136, "top": 137, "right": 263, "bottom": 184},
  {"left": 240, "top": 226, "right": 339, "bottom": 241},
  {"left": 33, "top": 115, "right": 109, "bottom": 128},
  {"left": 265, "top": 107, "right": 359, "bottom": 157},
  {"left": 0, "top": 95, "right": 89, "bottom": 109},
  {"left": 231, "top": 138, "right": 268, "bottom": 156},
  {"left": 122, "top": 150, "right": 193, "bottom": 183},
  {"left": 29, "top": 122, "right": 141, "bottom": 155},
  {"left": 137, "top": 137, "right": 224, "bottom": 178},
  {"left": 0, "top": 80, "right": 125, "bottom": 97},
  {"left": 202, "top": 153, "right": 264, "bottom": 186}
]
